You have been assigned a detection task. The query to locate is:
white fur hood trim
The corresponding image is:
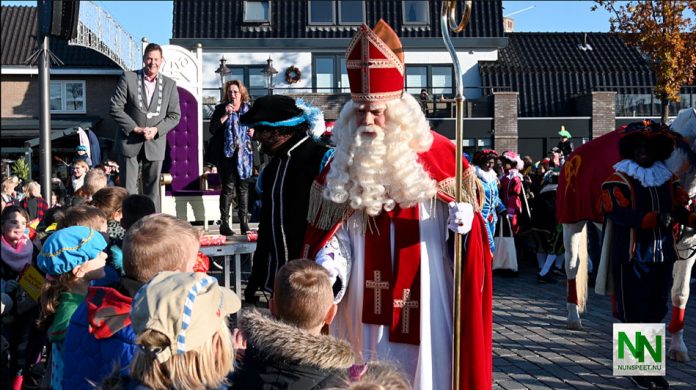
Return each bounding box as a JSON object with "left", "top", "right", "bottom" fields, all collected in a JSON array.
[{"left": 238, "top": 308, "right": 355, "bottom": 370}]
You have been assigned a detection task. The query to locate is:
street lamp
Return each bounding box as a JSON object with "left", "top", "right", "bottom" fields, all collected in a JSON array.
[
  {"left": 263, "top": 57, "right": 278, "bottom": 95},
  {"left": 215, "top": 56, "right": 231, "bottom": 101}
]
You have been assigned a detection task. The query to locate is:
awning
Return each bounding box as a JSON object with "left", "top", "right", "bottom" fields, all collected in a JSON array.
[{"left": 1, "top": 117, "right": 101, "bottom": 148}]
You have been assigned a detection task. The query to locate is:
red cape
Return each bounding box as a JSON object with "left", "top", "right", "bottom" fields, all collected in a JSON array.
[
  {"left": 303, "top": 131, "right": 492, "bottom": 390},
  {"left": 556, "top": 127, "right": 624, "bottom": 223}
]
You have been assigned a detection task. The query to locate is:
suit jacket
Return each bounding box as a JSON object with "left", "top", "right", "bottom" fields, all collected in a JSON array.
[{"left": 110, "top": 69, "right": 181, "bottom": 161}]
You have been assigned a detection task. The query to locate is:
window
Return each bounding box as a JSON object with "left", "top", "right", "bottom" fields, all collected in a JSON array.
[
  {"left": 403, "top": 1, "right": 429, "bottom": 24},
  {"left": 405, "top": 65, "right": 453, "bottom": 96},
  {"left": 50, "top": 80, "right": 85, "bottom": 113},
  {"left": 244, "top": 1, "right": 270, "bottom": 23},
  {"left": 221, "top": 65, "right": 267, "bottom": 98},
  {"left": 202, "top": 65, "right": 267, "bottom": 118},
  {"left": 309, "top": 0, "right": 364, "bottom": 25},
  {"left": 248, "top": 67, "right": 268, "bottom": 97},
  {"left": 309, "top": 0, "right": 335, "bottom": 25},
  {"left": 338, "top": 0, "right": 364, "bottom": 24},
  {"left": 313, "top": 54, "right": 349, "bottom": 93}
]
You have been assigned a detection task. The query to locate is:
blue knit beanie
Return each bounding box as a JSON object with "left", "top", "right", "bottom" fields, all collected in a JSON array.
[{"left": 37, "top": 226, "right": 107, "bottom": 276}]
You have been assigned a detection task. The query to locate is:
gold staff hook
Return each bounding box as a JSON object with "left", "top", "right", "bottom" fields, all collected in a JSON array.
[{"left": 442, "top": 0, "right": 473, "bottom": 33}]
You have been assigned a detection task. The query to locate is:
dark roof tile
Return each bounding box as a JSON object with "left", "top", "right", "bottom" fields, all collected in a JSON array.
[
  {"left": 173, "top": 0, "right": 504, "bottom": 39},
  {"left": 480, "top": 32, "right": 655, "bottom": 116},
  {"left": 1, "top": 5, "right": 120, "bottom": 68}
]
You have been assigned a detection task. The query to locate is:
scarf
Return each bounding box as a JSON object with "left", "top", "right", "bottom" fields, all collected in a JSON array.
[
  {"left": 223, "top": 103, "right": 253, "bottom": 180},
  {"left": 71, "top": 175, "right": 85, "bottom": 192},
  {"left": 613, "top": 160, "right": 673, "bottom": 188},
  {"left": 1, "top": 234, "right": 33, "bottom": 273}
]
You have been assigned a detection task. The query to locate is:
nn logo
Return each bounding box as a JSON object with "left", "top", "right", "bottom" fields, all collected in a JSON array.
[{"left": 613, "top": 324, "right": 665, "bottom": 376}]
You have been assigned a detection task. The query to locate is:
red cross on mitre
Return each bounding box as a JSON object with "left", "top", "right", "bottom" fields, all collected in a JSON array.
[{"left": 345, "top": 19, "right": 404, "bottom": 103}]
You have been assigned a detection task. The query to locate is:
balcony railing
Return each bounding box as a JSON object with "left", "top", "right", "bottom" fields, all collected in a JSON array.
[
  {"left": 593, "top": 85, "right": 696, "bottom": 117},
  {"left": 202, "top": 86, "right": 499, "bottom": 120}
]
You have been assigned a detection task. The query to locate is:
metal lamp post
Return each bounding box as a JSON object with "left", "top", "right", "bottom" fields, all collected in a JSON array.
[
  {"left": 215, "top": 56, "right": 230, "bottom": 101},
  {"left": 263, "top": 57, "right": 278, "bottom": 95}
]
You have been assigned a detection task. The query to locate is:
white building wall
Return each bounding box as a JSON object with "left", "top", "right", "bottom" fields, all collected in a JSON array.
[
  {"left": 202, "top": 48, "right": 498, "bottom": 101},
  {"left": 202, "top": 51, "right": 313, "bottom": 100}
]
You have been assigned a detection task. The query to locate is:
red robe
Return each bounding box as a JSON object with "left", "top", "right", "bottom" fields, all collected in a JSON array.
[{"left": 303, "top": 131, "right": 492, "bottom": 390}]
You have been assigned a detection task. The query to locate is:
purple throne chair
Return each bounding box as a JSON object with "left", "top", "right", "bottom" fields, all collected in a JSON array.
[{"left": 159, "top": 87, "right": 220, "bottom": 230}]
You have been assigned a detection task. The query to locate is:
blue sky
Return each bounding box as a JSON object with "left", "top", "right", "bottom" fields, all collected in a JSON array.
[{"left": 1, "top": 1, "right": 691, "bottom": 43}]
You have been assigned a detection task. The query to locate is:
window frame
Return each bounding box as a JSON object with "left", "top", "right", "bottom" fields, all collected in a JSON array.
[
  {"left": 402, "top": 0, "right": 430, "bottom": 25},
  {"left": 50, "top": 80, "right": 86, "bottom": 114},
  {"left": 243, "top": 0, "right": 271, "bottom": 23},
  {"left": 308, "top": 0, "right": 336, "bottom": 25},
  {"left": 404, "top": 64, "right": 454, "bottom": 97},
  {"left": 312, "top": 54, "right": 349, "bottom": 93},
  {"left": 337, "top": 0, "right": 365, "bottom": 25},
  {"left": 224, "top": 65, "right": 269, "bottom": 99}
]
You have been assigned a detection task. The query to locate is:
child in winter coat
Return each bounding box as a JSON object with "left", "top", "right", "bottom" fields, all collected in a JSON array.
[
  {"left": 90, "top": 187, "right": 130, "bottom": 283},
  {"left": 19, "top": 181, "right": 49, "bottom": 223},
  {"left": 36, "top": 226, "right": 108, "bottom": 390},
  {"left": 62, "top": 214, "right": 201, "bottom": 389},
  {"left": 233, "top": 259, "right": 356, "bottom": 390},
  {"left": 1, "top": 206, "right": 33, "bottom": 280},
  {"left": 91, "top": 187, "right": 129, "bottom": 242},
  {"left": 99, "top": 271, "right": 241, "bottom": 390},
  {"left": 1, "top": 206, "right": 41, "bottom": 388}
]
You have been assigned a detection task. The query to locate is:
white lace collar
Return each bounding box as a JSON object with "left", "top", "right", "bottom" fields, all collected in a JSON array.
[
  {"left": 475, "top": 166, "right": 498, "bottom": 184},
  {"left": 613, "top": 159, "right": 673, "bottom": 187},
  {"left": 504, "top": 169, "right": 522, "bottom": 180}
]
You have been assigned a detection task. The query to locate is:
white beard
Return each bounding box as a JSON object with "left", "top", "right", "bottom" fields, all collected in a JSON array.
[{"left": 325, "top": 119, "right": 437, "bottom": 217}]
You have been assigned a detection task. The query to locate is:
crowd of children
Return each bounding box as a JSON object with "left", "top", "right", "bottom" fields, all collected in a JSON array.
[{"left": 1, "top": 163, "right": 414, "bottom": 389}]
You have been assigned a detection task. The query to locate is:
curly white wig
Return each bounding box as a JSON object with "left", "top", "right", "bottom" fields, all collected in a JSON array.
[{"left": 324, "top": 93, "right": 438, "bottom": 216}]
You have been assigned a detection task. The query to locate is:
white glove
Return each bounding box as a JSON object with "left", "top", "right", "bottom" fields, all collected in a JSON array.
[
  {"left": 316, "top": 252, "right": 338, "bottom": 282},
  {"left": 448, "top": 202, "right": 474, "bottom": 235}
]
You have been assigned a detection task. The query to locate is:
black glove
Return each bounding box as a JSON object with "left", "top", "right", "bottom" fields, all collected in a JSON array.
[{"left": 658, "top": 213, "right": 673, "bottom": 229}]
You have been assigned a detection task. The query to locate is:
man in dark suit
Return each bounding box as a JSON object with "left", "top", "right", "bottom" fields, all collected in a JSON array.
[{"left": 110, "top": 43, "right": 181, "bottom": 210}]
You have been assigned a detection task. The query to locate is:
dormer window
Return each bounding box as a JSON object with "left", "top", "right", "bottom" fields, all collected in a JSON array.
[
  {"left": 309, "top": 0, "right": 365, "bottom": 25},
  {"left": 244, "top": 0, "right": 271, "bottom": 23},
  {"left": 403, "top": 0, "right": 429, "bottom": 25}
]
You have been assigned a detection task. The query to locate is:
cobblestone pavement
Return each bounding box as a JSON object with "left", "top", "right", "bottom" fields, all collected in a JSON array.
[{"left": 492, "top": 264, "right": 696, "bottom": 389}]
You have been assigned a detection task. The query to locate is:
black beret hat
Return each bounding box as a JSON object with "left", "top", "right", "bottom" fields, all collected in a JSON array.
[{"left": 239, "top": 95, "right": 304, "bottom": 127}]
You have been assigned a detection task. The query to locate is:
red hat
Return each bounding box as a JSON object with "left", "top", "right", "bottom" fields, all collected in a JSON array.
[{"left": 345, "top": 19, "right": 405, "bottom": 102}]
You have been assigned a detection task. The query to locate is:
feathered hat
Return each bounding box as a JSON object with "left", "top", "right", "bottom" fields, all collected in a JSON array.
[
  {"left": 239, "top": 95, "right": 325, "bottom": 137},
  {"left": 618, "top": 119, "right": 675, "bottom": 162}
]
